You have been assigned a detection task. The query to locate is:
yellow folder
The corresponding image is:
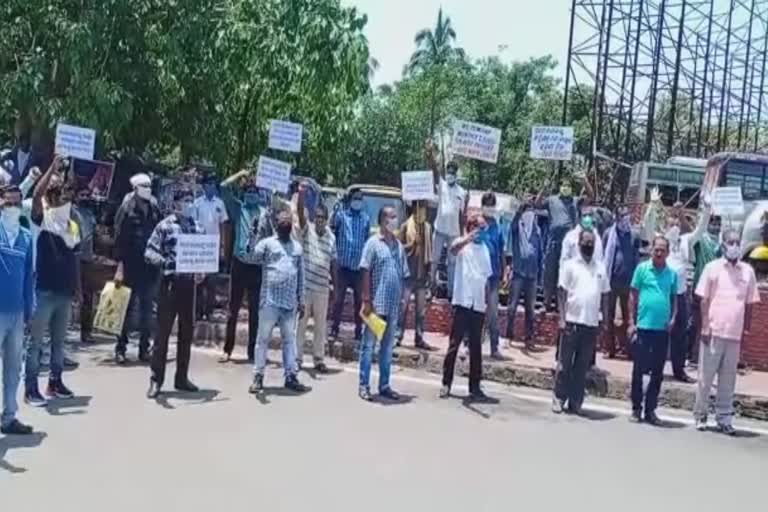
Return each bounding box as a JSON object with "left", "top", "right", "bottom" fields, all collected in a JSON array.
[{"left": 360, "top": 311, "right": 387, "bottom": 341}]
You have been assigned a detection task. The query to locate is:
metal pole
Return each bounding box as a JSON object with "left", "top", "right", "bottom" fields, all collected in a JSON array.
[
  {"left": 616, "top": 0, "right": 636, "bottom": 157},
  {"left": 589, "top": 0, "right": 609, "bottom": 170},
  {"left": 666, "top": 0, "right": 687, "bottom": 158},
  {"left": 559, "top": 0, "right": 579, "bottom": 183},
  {"left": 717, "top": 0, "right": 735, "bottom": 152},
  {"left": 705, "top": 45, "right": 718, "bottom": 154},
  {"left": 624, "top": 0, "right": 644, "bottom": 160},
  {"left": 687, "top": 34, "right": 700, "bottom": 154},
  {"left": 644, "top": 0, "right": 667, "bottom": 160},
  {"left": 754, "top": 18, "right": 768, "bottom": 151},
  {"left": 596, "top": 0, "right": 616, "bottom": 153},
  {"left": 696, "top": 0, "right": 715, "bottom": 157},
  {"left": 737, "top": 0, "right": 756, "bottom": 149}
]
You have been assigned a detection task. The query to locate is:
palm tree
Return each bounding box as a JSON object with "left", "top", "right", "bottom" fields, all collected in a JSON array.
[{"left": 407, "top": 8, "right": 465, "bottom": 135}]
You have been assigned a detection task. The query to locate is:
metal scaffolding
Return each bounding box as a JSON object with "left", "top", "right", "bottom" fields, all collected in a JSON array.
[{"left": 563, "top": 0, "right": 768, "bottom": 167}]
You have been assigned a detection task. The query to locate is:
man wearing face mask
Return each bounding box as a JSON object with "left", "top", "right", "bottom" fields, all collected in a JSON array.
[
  {"left": 0, "top": 185, "right": 35, "bottom": 434},
  {"left": 73, "top": 187, "right": 99, "bottom": 344},
  {"left": 144, "top": 188, "right": 206, "bottom": 398},
  {"left": 553, "top": 230, "right": 610, "bottom": 414},
  {"left": 25, "top": 157, "right": 81, "bottom": 407},
  {"left": 480, "top": 192, "right": 506, "bottom": 359},
  {"left": 560, "top": 206, "right": 605, "bottom": 265},
  {"left": 248, "top": 210, "right": 309, "bottom": 394},
  {"left": 113, "top": 173, "right": 162, "bottom": 364},
  {"left": 358, "top": 206, "right": 409, "bottom": 401},
  {"left": 505, "top": 197, "right": 543, "bottom": 350},
  {"left": 693, "top": 228, "right": 759, "bottom": 435},
  {"left": 4, "top": 117, "right": 40, "bottom": 185},
  {"left": 330, "top": 187, "right": 371, "bottom": 342},
  {"left": 193, "top": 174, "right": 229, "bottom": 321},
  {"left": 602, "top": 205, "right": 640, "bottom": 358},
  {"left": 220, "top": 170, "right": 264, "bottom": 363}
]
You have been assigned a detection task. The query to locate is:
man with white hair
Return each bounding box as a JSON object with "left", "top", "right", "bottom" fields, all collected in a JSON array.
[{"left": 113, "top": 173, "right": 162, "bottom": 363}]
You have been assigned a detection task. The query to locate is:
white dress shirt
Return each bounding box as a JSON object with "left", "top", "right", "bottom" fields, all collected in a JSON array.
[
  {"left": 194, "top": 196, "right": 229, "bottom": 236},
  {"left": 558, "top": 255, "right": 610, "bottom": 327},
  {"left": 452, "top": 242, "right": 493, "bottom": 313}
]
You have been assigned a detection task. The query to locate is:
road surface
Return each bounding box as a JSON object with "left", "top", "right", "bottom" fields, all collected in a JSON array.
[{"left": 2, "top": 343, "right": 766, "bottom": 511}]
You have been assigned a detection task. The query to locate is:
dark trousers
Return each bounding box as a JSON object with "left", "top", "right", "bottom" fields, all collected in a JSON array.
[
  {"left": 554, "top": 323, "right": 597, "bottom": 411},
  {"left": 631, "top": 329, "right": 669, "bottom": 415},
  {"left": 688, "top": 296, "right": 702, "bottom": 364},
  {"left": 443, "top": 306, "right": 484, "bottom": 392},
  {"left": 224, "top": 259, "right": 262, "bottom": 359},
  {"left": 196, "top": 275, "right": 217, "bottom": 320},
  {"left": 669, "top": 293, "right": 688, "bottom": 377},
  {"left": 542, "top": 227, "right": 568, "bottom": 310},
  {"left": 331, "top": 267, "right": 363, "bottom": 339},
  {"left": 116, "top": 278, "right": 157, "bottom": 356},
  {"left": 505, "top": 275, "right": 536, "bottom": 342},
  {"left": 603, "top": 284, "right": 630, "bottom": 356},
  {"left": 79, "top": 261, "right": 101, "bottom": 338},
  {"left": 152, "top": 276, "right": 194, "bottom": 386}
]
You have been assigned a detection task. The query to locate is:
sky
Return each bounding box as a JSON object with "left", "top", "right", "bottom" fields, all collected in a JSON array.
[{"left": 340, "top": 0, "right": 572, "bottom": 87}]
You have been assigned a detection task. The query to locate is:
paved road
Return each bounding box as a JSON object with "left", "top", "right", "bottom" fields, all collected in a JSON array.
[{"left": 2, "top": 343, "right": 767, "bottom": 511}]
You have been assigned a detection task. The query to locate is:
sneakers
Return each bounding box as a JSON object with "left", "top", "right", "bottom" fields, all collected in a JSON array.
[
  {"left": 629, "top": 410, "right": 643, "bottom": 423},
  {"left": 551, "top": 398, "right": 565, "bottom": 414},
  {"left": 147, "top": 379, "right": 161, "bottom": 399},
  {"left": 249, "top": 374, "right": 264, "bottom": 394},
  {"left": 285, "top": 375, "right": 309, "bottom": 393},
  {"left": 359, "top": 387, "right": 373, "bottom": 402},
  {"left": 47, "top": 379, "right": 75, "bottom": 399},
  {"left": 695, "top": 418, "right": 708, "bottom": 431},
  {"left": 1, "top": 419, "right": 34, "bottom": 435},
  {"left": 115, "top": 352, "right": 128, "bottom": 365},
  {"left": 644, "top": 412, "right": 662, "bottom": 426},
  {"left": 24, "top": 385, "right": 48, "bottom": 407},
  {"left": 718, "top": 424, "right": 737, "bottom": 436},
  {"left": 379, "top": 388, "right": 401, "bottom": 401},
  {"left": 439, "top": 386, "right": 451, "bottom": 399}
]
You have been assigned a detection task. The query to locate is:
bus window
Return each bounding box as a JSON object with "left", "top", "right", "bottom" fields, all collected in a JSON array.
[
  {"left": 645, "top": 184, "right": 678, "bottom": 204},
  {"left": 721, "top": 160, "right": 767, "bottom": 201},
  {"left": 679, "top": 187, "right": 700, "bottom": 209}
]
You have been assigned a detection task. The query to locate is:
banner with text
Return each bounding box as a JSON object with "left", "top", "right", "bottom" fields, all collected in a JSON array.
[
  {"left": 529, "top": 126, "right": 574, "bottom": 161},
  {"left": 268, "top": 120, "right": 303, "bottom": 153},
  {"left": 451, "top": 120, "right": 501, "bottom": 163},
  {"left": 55, "top": 123, "right": 96, "bottom": 160},
  {"left": 256, "top": 156, "right": 292, "bottom": 193},
  {"left": 401, "top": 171, "right": 435, "bottom": 201},
  {"left": 712, "top": 186, "right": 745, "bottom": 217},
  {"left": 176, "top": 234, "right": 220, "bottom": 274}
]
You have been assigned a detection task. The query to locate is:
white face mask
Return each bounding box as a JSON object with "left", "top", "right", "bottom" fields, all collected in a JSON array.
[
  {"left": 725, "top": 244, "right": 740, "bottom": 261},
  {"left": 136, "top": 186, "right": 152, "bottom": 200},
  {"left": 1, "top": 206, "right": 21, "bottom": 230}
]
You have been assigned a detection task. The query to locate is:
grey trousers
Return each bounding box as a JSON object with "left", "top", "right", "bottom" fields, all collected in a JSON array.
[{"left": 693, "top": 337, "right": 740, "bottom": 426}]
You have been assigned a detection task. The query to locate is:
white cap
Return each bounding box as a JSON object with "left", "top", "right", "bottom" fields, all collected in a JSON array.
[{"left": 130, "top": 173, "right": 151, "bottom": 188}]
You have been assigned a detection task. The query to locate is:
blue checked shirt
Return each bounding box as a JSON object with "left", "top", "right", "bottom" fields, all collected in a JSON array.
[
  {"left": 360, "top": 235, "right": 409, "bottom": 317},
  {"left": 333, "top": 207, "right": 370, "bottom": 270},
  {"left": 144, "top": 214, "right": 205, "bottom": 275},
  {"left": 251, "top": 236, "right": 304, "bottom": 310}
]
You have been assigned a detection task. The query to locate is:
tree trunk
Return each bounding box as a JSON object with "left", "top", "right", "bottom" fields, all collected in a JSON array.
[{"left": 235, "top": 87, "right": 257, "bottom": 171}]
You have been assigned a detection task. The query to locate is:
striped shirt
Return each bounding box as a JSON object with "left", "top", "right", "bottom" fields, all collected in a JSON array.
[
  {"left": 252, "top": 236, "right": 304, "bottom": 310},
  {"left": 333, "top": 207, "right": 370, "bottom": 270},
  {"left": 300, "top": 223, "right": 336, "bottom": 294},
  {"left": 360, "top": 235, "right": 409, "bottom": 316},
  {"left": 144, "top": 214, "right": 205, "bottom": 275},
  {"left": 0, "top": 224, "right": 34, "bottom": 320}
]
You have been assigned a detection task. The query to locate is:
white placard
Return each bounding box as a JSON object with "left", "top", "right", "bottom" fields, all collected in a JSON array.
[
  {"left": 55, "top": 123, "right": 96, "bottom": 160},
  {"left": 530, "top": 126, "right": 574, "bottom": 161},
  {"left": 176, "top": 234, "right": 220, "bottom": 274},
  {"left": 256, "top": 156, "right": 292, "bottom": 193},
  {"left": 268, "top": 120, "right": 303, "bottom": 153},
  {"left": 451, "top": 120, "right": 502, "bottom": 164},
  {"left": 401, "top": 171, "right": 435, "bottom": 201},
  {"left": 712, "top": 187, "right": 745, "bottom": 217}
]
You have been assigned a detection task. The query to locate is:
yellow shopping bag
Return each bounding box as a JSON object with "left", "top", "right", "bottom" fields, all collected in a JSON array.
[
  {"left": 93, "top": 282, "right": 132, "bottom": 336},
  {"left": 360, "top": 311, "right": 387, "bottom": 341}
]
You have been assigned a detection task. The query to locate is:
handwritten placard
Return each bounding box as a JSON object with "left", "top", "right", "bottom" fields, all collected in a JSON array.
[
  {"left": 401, "top": 171, "right": 435, "bottom": 201},
  {"left": 530, "top": 126, "right": 574, "bottom": 161},
  {"left": 451, "top": 120, "right": 502, "bottom": 163},
  {"left": 176, "top": 234, "right": 220, "bottom": 274},
  {"left": 256, "top": 156, "right": 292, "bottom": 193},
  {"left": 712, "top": 186, "right": 744, "bottom": 217},
  {"left": 55, "top": 123, "right": 96, "bottom": 160},
  {"left": 268, "top": 120, "right": 303, "bottom": 153}
]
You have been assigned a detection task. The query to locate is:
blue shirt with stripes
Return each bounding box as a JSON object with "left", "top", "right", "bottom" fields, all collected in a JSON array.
[
  {"left": 360, "top": 235, "right": 409, "bottom": 317},
  {"left": 333, "top": 207, "right": 370, "bottom": 271}
]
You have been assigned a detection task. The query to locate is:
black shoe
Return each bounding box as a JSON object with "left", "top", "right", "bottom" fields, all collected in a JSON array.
[
  {"left": 629, "top": 410, "right": 643, "bottom": 423},
  {"left": 1, "top": 419, "right": 34, "bottom": 435},
  {"left": 314, "top": 362, "right": 329, "bottom": 374},
  {"left": 379, "top": 388, "right": 401, "bottom": 401},
  {"left": 81, "top": 333, "right": 95, "bottom": 344},
  {"left": 285, "top": 375, "right": 309, "bottom": 393},
  {"left": 469, "top": 388, "right": 492, "bottom": 403},
  {"left": 644, "top": 412, "right": 662, "bottom": 426},
  {"left": 138, "top": 351, "right": 152, "bottom": 363},
  {"left": 359, "top": 387, "right": 373, "bottom": 401},
  {"left": 47, "top": 379, "right": 74, "bottom": 399},
  {"left": 249, "top": 374, "right": 264, "bottom": 394},
  {"left": 24, "top": 385, "right": 48, "bottom": 407},
  {"left": 147, "top": 380, "right": 161, "bottom": 399},
  {"left": 63, "top": 356, "right": 79, "bottom": 369},
  {"left": 115, "top": 352, "right": 128, "bottom": 365},
  {"left": 674, "top": 374, "right": 696, "bottom": 384},
  {"left": 439, "top": 386, "right": 451, "bottom": 399},
  {"left": 174, "top": 380, "right": 199, "bottom": 393},
  {"left": 490, "top": 351, "right": 505, "bottom": 361}
]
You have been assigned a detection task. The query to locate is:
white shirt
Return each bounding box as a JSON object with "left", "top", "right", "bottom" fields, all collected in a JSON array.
[
  {"left": 560, "top": 226, "right": 604, "bottom": 266},
  {"left": 667, "top": 252, "right": 689, "bottom": 295},
  {"left": 558, "top": 256, "right": 610, "bottom": 327},
  {"left": 434, "top": 178, "right": 467, "bottom": 237},
  {"left": 194, "top": 196, "right": 229, "bottom": 236},
  {"left": 452, "top": 242, "right": 493, "bottom": 313}
]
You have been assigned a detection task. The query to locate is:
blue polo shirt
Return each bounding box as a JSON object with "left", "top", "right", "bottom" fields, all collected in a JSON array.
[{"left": 631, "top": 260, "right": 678, "bottom": 331}]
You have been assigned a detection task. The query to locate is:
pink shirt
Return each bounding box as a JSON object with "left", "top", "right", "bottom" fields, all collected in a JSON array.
[{"left": 695, "top": 259, "right": 760, "bottom": 341}]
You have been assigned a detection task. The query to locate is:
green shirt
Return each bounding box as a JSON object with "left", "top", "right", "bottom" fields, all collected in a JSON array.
[
  {"left": 693, "top": 234, "right": 720, "bottom": 289},
  {"left": 631, "top": 260, "right": 678, "bottom": 331}
]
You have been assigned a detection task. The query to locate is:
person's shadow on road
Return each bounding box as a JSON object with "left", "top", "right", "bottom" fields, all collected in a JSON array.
[
  {"left": 252, "top": 386, "right": 313, "bottom": 405},
  {"left": 0, "top": 431, "right": 47, "bottom": 474},
  {"left": 154, "top": 389, "right": 224, "bottom": 410},
  {"left": 46, "top": 396, "right": 93, "bottom": 416}
]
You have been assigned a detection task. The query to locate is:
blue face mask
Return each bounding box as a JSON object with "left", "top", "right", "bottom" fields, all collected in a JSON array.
[
  {"left": 474, "top": 227, "right": 488, "bottom": 245},
  {"left": 203, "top": 184, "right": 217, "bottom": 199},
  {"left": 243, "top": 192, "right": 260, "bottom": 207}
]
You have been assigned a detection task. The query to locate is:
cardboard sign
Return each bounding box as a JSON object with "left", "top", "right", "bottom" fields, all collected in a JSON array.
[
  {"left": 268, "top": 120, "right": 303, "bottom": 153},
  {"left": 451, "top": 120, "right": 502, "bottom": 163},
  {"left": 530, "top": 126, "right": 574, "bottom": 161},
  {"left": 93, "top": 282, "right": 132, "bottom": 336},
  {"left": 256, "top": 156, "right": 292, "bottom": 193},
  {"left": 55, "top": 123, "right": 96, "bottom": 160},
  {"left": 176, "top": 234, "right": 220, "bottom": 274},
  {"left": 713, "top": 187, "right": 745, "bottom": 217},
  {"left": 71, "top": 158, "right": 114, "bottom": 201},
  {"left": 401, "top": 171, "right": 435, "bottom": 201}
]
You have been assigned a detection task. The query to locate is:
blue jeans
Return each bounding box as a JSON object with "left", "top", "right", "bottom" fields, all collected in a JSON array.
[
  {"left": 254, "top": 305, "right": 298, "bottom": 378},
  {"left": 486, "top": 280, "right": 501, "bottom": 353},
  {"left": 0, "top": 313, "right": 24, "bottom": 427},
  {"left": 397, "top": 280, "right": 426, "bottom": 344},
  {"left": 359, "top": 310, "right": 396, "bottom": 392},
  {"left": 506, "top": 275, "right": 537, "bottom": 342},
  {"left": 26, "top": 291, "right": 72, "bottom": 385}
]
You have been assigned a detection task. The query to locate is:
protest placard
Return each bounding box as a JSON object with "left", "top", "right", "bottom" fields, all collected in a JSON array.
[
  {"left": 401, "top": 171, "right": 435, "bottom": 201},
  {"left": 176, "top": 234, "right": 220, "bottom": 274},
  {"left": 55, "top": 123, "right": 96, "bottom": 160},
  {"left": 268, "top": 120, "right": 303, "bottom": 153},
  {"left": 712, "top": 186, "right": 745, "bottom": 217},
  {"left": 529, "top": 126, "right": 574, "bottom": 161},
  {"left": 451, "top": 120, "right": 502, "bottom": 163},
  {"left": 93, "top": 282, "right": 132, "bottom": 336},
  {"left": 256, "top": 156, "right": 292, "bottom": 193}
]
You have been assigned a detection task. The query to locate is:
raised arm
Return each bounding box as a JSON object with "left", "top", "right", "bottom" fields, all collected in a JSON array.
[
  {"left": 32, "top": 156, "right": 64, "bottom": 221},
  {"left": 686, "top": 194, "right": 713, "bottom": 258},
  {"left": 425, "top": 139, "right": 441, "bottom": 186},
  {"left": 450, "top": 228, "right": 478, "bottom": 256},
  {"left": 297, "top": 182, "right": 308, "bottom": 230},
  {"left": 221, "top": 169, "right": 250, "bottom": 188}
]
